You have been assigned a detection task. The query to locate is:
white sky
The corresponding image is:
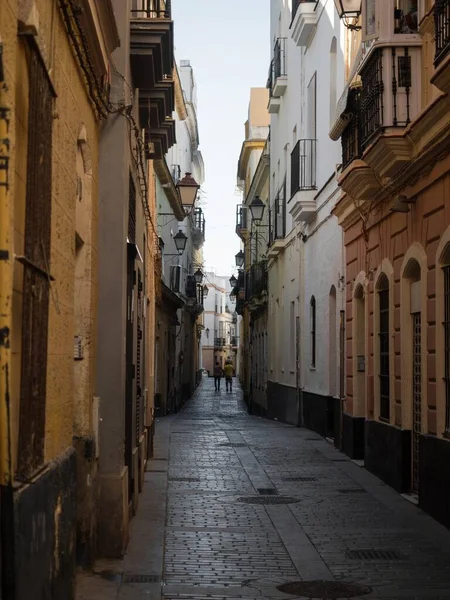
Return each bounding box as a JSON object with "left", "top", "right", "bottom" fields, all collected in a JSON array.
[{"left": 172, "top": 0, "right": 270, "bottom": 276}]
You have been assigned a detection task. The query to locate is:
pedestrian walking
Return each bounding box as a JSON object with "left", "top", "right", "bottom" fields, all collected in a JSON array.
[
  {"left": 224, "top": 359, "right": 234, "bottom": 392},
  {"left": 213, "top": 362, "right": 222, "bottom": 391}
]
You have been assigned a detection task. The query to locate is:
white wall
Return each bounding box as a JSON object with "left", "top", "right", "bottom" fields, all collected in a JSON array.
[{"left": 268, "top": 0, "right": 346, "bottom": 400}]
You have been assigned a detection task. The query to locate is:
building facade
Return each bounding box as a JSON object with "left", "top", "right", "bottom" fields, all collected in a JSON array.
[
  {"left": 235, "top": 89, "right": 270, "bottom": 413},
  {"left": 333, "top": 0, "right": 450, "bottom": 528},
  {"left": 0, "top": 0, "right": 119, "bottom": 596},
  {"left": 260, "top": 0, "right": 346, "bottom": 430},
  {"left": 202, "top": 274, "right": 238, "bottom": 375},
  {"left": 155, "top": 59, "right": 206, "bottom": 416}
]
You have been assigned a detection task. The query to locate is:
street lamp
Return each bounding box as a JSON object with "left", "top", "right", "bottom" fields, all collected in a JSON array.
[
  {"left": 194, "top": 269, "right": 204, "bottom": 284},
  {"left": 235, "top": 251, "right": 244, "bottom": 268},
  {"left": 333, "top": 0, "right": 362, "bottom": 29},
  {"left": 249, "top": 196, "right": 265, "bottom": 223},
  {"left": 203, "top": 284, "right": 209, "bottom": 298},
  {"left": 176, "top": 172, "right": 200, "bottom": 207},
  {"left": 229, "top": 275, "right": 238, "bottom": 288},
  {"left": 173, "top": 230, "right": 188, "bottom": 254}
]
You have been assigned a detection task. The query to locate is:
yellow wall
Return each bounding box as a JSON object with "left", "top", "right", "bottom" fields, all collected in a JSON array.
[{"left": 5, "top": 0, "right": 100, "bottom": 471}]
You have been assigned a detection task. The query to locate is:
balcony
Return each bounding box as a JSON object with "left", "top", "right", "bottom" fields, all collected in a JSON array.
[
  {"left": 131, "top": 1, "right": 175, "bottom": 157},
  {"left": 192, "top": 207, "right": 205, "bottom": 249},
  {"left": 214, "top": 337, "right": 226, "bottom": 349},
  {"left": 236, "top": 204, "right": 248, "bottom": 238},
  {"left": 268, "top": 189, "right": 286, "bottom": 258},
  {"left": 270, "top": 38, "right": 287, "bottom": 97},
  {"left": 289, "top": 139, "right": 317, "bottom": 223},
  {"left": 432, "top": 0, "right": 450, "bottom": 93},
  {"left": 290, "top": 0, "right": 318, "bottom": 47},
  {"left": 230, "top": 336, "right": 238, "bottom": 347},
  {"left": 245, "top": 261, "right": 268, "bottom": 311},
  {"left": 357, "top": 45, "right": 421, "bottom": 179},
  {"left": 266, "top": 61, "right": 282, "bottom": 114},
  {"left": 341, "top": 87, "right": 362, "bottom": 171},
  {"left": 130, "top": 0, "right": 173, "bottom": 90}
]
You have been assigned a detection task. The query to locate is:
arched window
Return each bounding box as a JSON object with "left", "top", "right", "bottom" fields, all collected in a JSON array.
[
  {"left": 329, "top": 37, "right": 337, "bottom": 127},
  {"left": 378, "top": 274, "right": 390, "bottom": 420},
  {"left": 310, "top": 296, "right": 316, "bottom": 368}
]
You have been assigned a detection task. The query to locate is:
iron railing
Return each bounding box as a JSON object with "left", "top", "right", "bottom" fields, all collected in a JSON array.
[
  {"left": 130, "top": 0, "right": 171, "bottom": 18},
  {"left": 273, "top": 38, "right": 287, "bottom": 81},
  {"left": 214, "top": 337, "right": 226, "bottom": 348},
  {"left": 290, "top": 139, "right": 317, "bottom": 196},
  {"left": 231, "top": 336, "right": 238, "bottom": 347},
  {"left": 341, "top": 87, "right": 362, "bottom": 170},
  {"left": 434, "top": 0, "right": 450, "bottom": 66},
  {"left": 236, "top": 204, "right": 248, "bottom": 231},
  {"left": 360, "top": 47, "right": 412, "bottom": 150},
  {"left": 360, "top": 49, "right": 384, "bottom": 149},
  {"left": 269, "top": 187, "right": 286, "bottom": 246},
  {"left": 245, "top": 261, "right": 268, "bottom": 302},
  {"left": 292, "top": 0, "right": 317, "bottom": 22},
  {"left": 193, "top": 207, "right": 205, "bottom": 236}
]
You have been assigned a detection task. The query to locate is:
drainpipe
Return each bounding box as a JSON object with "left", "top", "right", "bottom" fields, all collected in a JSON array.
[{"left": 0, "top": 57, "right": 16, "bottom": 599}]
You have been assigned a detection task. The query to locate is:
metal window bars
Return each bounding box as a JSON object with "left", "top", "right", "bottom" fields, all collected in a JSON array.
[
  {"left": 290, "top": 139, "right": 317, "bottom": 196},
  {"left": 434, "top": 0, "right": 450, "bottom": 67}
]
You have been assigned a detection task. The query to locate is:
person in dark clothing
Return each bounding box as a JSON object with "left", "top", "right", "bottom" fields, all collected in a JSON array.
[{"left": 213, "top": 362, "right": 222, "bottom": 391}]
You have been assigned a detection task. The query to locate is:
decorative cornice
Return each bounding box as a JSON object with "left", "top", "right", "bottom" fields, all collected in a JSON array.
[{"left": 237, "top": 140, "right": 267, "bottom": 181}]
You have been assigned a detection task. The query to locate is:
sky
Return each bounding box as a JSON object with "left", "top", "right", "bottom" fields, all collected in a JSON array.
[{"left": 172, "top": 0, "right": 270, "bottom": 277}]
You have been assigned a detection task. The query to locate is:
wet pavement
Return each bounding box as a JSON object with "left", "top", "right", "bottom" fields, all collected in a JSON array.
[{"left": 77, "top": 378, "right": 450, "bottom": 599}]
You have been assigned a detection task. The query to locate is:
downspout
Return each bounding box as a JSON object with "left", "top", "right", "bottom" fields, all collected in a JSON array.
[{"left": 0, "top": 61, "right": 16, "bottom": 598}]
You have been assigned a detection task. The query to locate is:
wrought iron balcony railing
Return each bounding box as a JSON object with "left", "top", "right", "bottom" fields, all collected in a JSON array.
[
  {"left": 236, "top": 204, "right": 248, "bottom": 231},
  {"left": 341, "top": 87, "right": 362, "bottom": 171},
  {"left": 214, "top": 337, "right": 226, "bottom": 348},
  {"left": 230, "top": 336, "right": 238, "bottom": 347},
  {"left": 131, "top": 0, "right": 171, "bottom": 18},
  {"left": 435, "top": 0, "right": 450, "bottom": 67},
  {"left": 273, "top": 37, "right": 287, "bottom": 81},
  {"left": 360, "top": 47, "right": 413, "bottom": 150},
  {"left": 193, "top": 207, "right": 205, "bottom": 236},
  {"left": 290, "top": 139, "right": 317, "bottom": 196},
  {"left": 246, "top": 261, "right": 268, "bottom": 302},
  {"left": 269, "top": 188, "right": 286, "bottom": 246},
  {"left": 292, "top": 0, "right": 317, "bottom": 21}
]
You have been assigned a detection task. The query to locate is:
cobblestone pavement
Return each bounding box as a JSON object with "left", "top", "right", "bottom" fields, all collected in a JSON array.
[{"left": 77, "top": 378, "right": 450, "bottom": 600}]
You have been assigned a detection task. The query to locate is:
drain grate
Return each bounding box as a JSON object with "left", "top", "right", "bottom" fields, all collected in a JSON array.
[
  {"left": 218, "top": 442, "right": 247, "bottom": 448},
  {"left": 345, "top": 549, "right": 406, "bottom": 560},
  {"left": 338, "top": 488, "right": 367, "bottom": 494},
  {"left": 152, "top": 457, "right": 168, "bottom": 461},
  {"left": 237, "top": 496, "right": 299, "bottom": 505},
  {"left": 169, "top": 477, "right": 201, "bottom": 483},
  {"left": 122, "top": 574, "right": 160, "bottom": 584},
  {"left": 277, "top": 580, "right": 371, "bottom": 598},
  {"left": 257, "top": 488, "right": 278, "bottom": 495},
  {"left": 147, "top": 469, "right": 167, "bottom": 473},
  {"left": 283, "top": 476, "right": 318, "bottom": 482}
]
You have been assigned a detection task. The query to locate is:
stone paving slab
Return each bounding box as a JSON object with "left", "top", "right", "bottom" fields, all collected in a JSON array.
[{"left": 77, "top": 379, "right": 450, "bottom": 600}]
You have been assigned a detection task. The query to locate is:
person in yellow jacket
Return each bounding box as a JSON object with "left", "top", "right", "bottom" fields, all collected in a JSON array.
[{"left": 223, "top": 359, "right": 234, "bottom": 392}]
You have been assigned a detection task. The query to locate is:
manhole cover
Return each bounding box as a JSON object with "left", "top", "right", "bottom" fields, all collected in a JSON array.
[
  {"left": 345, "top": 549, "right": 406, "bottom": 560},
  {"left": 283, "top": 476, "right": 318, "bottom": 482},
  {"left": 123, "top": 574, "right": 160, "bottom": 584},
  {"left": 169, "top": 477, "right": 201, "bottom": 482},
  {"left": 277, "top": 580, "right": 372, "bottom": 598},
  {"left": 257, "top": 488, "right": 278, "bottom": 495},
  {"left": 219, "top": 442, "right": 247, "bottom": 447},
  {"left": 338, "top": 489, "right": 367, "bottom": 494},
  {"left": 237, "top": 496, "right": 300, "bottom": 505}
]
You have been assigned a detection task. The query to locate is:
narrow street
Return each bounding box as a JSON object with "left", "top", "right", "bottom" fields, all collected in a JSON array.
[{"left": 77, "top": 380, "right": 450, "bottom": 600}]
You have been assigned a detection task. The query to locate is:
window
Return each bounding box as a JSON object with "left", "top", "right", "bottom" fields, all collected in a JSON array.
[
  {"left": 18, "top": 43, "right": 54, "bottom": 476},
  {"left": 310, "top": 296, "right": 316, "bottom": 368},
  {"left": 444, "top": 266, "right": 450, "bottom": 434},
  {"left": 307, "top": 73, "right": 317, "bottom": 140},
  {"left": 378, "top": 276, "right": 390, "bottom": 420},
  {"left": 215, "top": 293, "right": 218, "bottom": 313}
]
